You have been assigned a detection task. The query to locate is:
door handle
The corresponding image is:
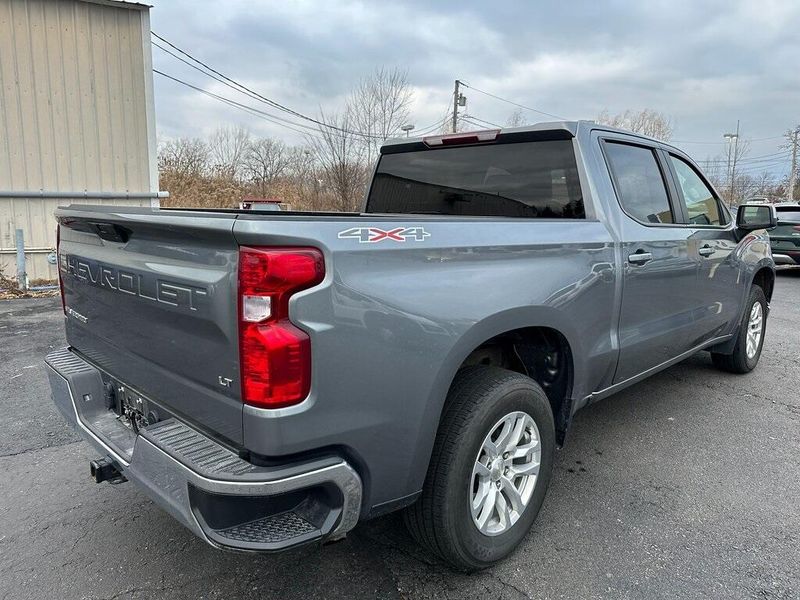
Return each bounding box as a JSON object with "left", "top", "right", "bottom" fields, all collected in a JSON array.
[
  {"left": 628, "top": 251, "right": 653, "bottom": 265},
  {"left": 699, "top": 245, "right": 715, "bottom": 257}
]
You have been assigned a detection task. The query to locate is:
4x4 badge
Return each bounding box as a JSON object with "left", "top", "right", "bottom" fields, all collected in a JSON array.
[{"left": 338, "top": 226, "right": 430, "bottom": 243}]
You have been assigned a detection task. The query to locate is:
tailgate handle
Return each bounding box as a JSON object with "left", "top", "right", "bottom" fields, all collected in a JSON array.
[{"left": 92, "top": 222, "right": 131, "bottom": 243}]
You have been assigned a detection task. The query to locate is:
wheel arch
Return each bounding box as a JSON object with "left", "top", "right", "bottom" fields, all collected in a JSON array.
[
  {"left": 751, "top": 264, "right": 775, "bottom": 302},
  {"left": 407, "top": 307, "right": 583, "bottom": 495},
  {"left": 709, "top": 260, "right": 774, "bottom": 356}
]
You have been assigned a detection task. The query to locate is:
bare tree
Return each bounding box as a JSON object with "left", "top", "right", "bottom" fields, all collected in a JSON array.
[
  {"left": 245, "top": 138, "right": 291, "bottom": 197},
  {"left": 730, "top": 173, "right": 761, "bottom": 205},
  {"left": 286, "top": 146, "right": 324, "bottom": 210},
  {"left": 351, "top": 67, "right": 413, "bottom": 166},
  {"left": 597, "top": 109, "right": 673, "bottom": 141},
  {"left": 753, "top": 171, "right": 775, "bottom": 198},
  {"left": 774, "top": 177, "right": 790, "bottom": 202},
  {"left": 700, "top": 156, "right": 725, "bottom": 192},
  {"left": 209, "top": 125, "right": 251, "bottom": 180},
  {"left": 158, "top": 137, "right": 208, "bottom": 179},
  {"left": 157, "top": 67, "right": 418, "bottom": 212},
  {"left": 727, "top": 138, "right": 751, "bottom": 206},
  {"left": 309, "top": 108, "right": 368, "bottom": 212},
  {"left": 781, "top": 125, "right": 800, "bottom": 200},
  {"left": 158, "top": 137, "right": 210, "bottom": 207},
  {"left": 505, "top": 109, "right": 528, "bottom": 128},
  {"left": 698, "top": 139, "right": 752, "bottom": 207}
]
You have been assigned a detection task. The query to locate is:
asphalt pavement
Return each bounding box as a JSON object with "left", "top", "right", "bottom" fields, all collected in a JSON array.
[{"left": 1, "top": 272, "right": 799, "bottom": 599}]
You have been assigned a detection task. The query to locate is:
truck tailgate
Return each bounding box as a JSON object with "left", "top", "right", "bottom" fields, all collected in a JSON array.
[{"left": 56, "top": 207, "right": 243, "bottom": 445}]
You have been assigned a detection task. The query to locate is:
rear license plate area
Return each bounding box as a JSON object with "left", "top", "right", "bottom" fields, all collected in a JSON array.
[{"left": 102, "top": 377, "right": 167, "bottom": 435}]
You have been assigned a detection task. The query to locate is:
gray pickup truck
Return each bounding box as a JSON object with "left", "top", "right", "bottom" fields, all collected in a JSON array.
[{"left": 47, "top": 121, "right": 776, "bottom": 571}]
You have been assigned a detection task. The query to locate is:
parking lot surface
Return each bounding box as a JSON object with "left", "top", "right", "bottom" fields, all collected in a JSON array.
[{"left": 1, "top": 272, "right": 799, "bottom": 600}]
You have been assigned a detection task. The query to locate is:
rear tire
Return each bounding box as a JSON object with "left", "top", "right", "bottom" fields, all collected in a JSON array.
[
  {"left": 711, "top": 285, "right": 767, "bottom": 374},
  {"left": 404, "top": 366, "right": 555, "bottom": 572}
]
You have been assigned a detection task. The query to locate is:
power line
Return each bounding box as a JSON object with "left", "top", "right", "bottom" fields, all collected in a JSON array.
[
  {"left": 414, "top": 117, "right": 448, "bottom": 132},
  {"left": 151, "top": 31, "right": 383, "bottom": 140},
  {"left": 411, "top": 100, "right": 454, "bottom": 136},
  {"left": 153, "top": 69, "right": 325, "bottom": 140},
  {"left": 414, "top": 122, "right": 447, "bottom": 136},
  {"left": 696, "top": 150, "right": 791, "bottom": 165},
  {"left": 153, "top": 41, "right": 276, "bottom": 109},
  {"left": 673, "top": 134, "right": 785, "bottom": 144},
  {"left": 155, "top": 33, "right": 449, "bottom": 142},
  {"left": 702, "top": 159, "right": 790, "bottom": 170},
  {"left": 155, "top": 39, "right": 446, "bottom": 142},
  {"left": 152, "top": 44, "right": 329, "bottom": 136},
  {"left": 736, "top": 162, "right": 791, "bottom": 174},
  {"left": 704, "top": 156, "right": 791, "bottom": 175},
  {"left": 152, "top": 31, "right": 361, "bottom": 135},
  {"left": 412, "top": 113, "right": 451, "bottom": 136},
  {"left": 461, "top": 114, "right": 503, "bottom": 129},
  {"left": 459, "top": 81, "right": 567, "bottom": 120}
]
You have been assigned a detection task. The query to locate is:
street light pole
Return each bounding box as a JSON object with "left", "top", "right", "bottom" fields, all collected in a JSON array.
[
  {"left": 730, "top": 120, "right": 740, "bottom": 207},
  {"left": 724, "top": 127, "right": 739, "bottom": 208}
]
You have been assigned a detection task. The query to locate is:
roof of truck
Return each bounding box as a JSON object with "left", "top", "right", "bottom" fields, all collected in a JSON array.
[
  {"left": 383, "top": 121, "right": 577, "bottom": 148},
  {"left": 382, "top": 119, "right": 676, "bottom": 151}
]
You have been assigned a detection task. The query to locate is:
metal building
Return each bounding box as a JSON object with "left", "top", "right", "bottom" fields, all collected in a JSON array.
[{"left": 0, "top": 0, "right": 162, "bottom": 283}]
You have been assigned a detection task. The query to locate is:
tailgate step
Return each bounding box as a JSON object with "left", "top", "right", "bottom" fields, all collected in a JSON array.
[{"left": 217, "top": 512, "right": 316, "bottom": 544}]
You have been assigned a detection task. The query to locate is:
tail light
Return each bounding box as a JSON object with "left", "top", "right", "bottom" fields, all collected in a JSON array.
[
  {"left": 793, "top": 225, "right": 800, "bottom": 232},
  {"left": 238, "top": 247, "right": 325, "bottom": 409},
  {"left": 56, "top": 224, "right": 65, "bottom": 314}
]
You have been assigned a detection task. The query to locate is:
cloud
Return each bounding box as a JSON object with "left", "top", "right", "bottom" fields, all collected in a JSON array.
[{"left": 150, "top": 0, "right": 800, "bottom": 168}]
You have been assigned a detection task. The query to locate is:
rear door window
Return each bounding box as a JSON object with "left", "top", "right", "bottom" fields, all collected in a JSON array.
[
  {"left": 603, "top": 142, "right": 674, "bottom": 224},
  {"left": 669, "top": 155, "right": 725, "bottom": 226},
  {"left": 366, "top": 140, "right": 584, "bottom": 218}
]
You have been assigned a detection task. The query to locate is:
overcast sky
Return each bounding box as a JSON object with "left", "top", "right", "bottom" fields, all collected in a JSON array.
[{"left": 149, "top": 0, "right": 800, "bottom": 174}]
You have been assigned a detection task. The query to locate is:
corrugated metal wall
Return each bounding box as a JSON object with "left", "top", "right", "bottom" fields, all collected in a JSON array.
[{"left": 0, "top": 0, "right": 157, "bottom": 282}]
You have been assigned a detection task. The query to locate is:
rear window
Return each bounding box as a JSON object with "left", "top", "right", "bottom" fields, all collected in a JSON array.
[
  {"left": 776, "top": 207, "right": 800, "bottom": 221},
  {"left": 366, "top": 140, "right": 584, "bottom": 218}
]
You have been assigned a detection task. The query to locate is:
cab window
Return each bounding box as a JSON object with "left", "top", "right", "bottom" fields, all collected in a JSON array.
[
  {"left": 603, "top": 141, "right": 674, "bottom": 224},
  {"left": 669, "top": 155, "right": 725, "bottom": 226}
]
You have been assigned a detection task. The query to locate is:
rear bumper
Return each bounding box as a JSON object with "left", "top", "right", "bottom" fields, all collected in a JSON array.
[{"left": 45, "top": 348, "right": 362, "bottom": 552}]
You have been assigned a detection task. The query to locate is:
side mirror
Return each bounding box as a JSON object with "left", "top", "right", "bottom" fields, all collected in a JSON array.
[{"left": 736, "top": 204, "right": 777, "bottom": 231}]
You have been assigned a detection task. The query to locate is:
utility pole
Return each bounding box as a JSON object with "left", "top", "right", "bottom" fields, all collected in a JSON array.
[
  {"left": 452, "top": 80, "right": 466, "bottom": 133},
  {"left": 730, "top": 120, "right": 740, "bottom": 206},
  {"left": 724, "top": 131, "right": 736, "bottom": 207},
  {"left": 788, "top": 126, "right": 799, "bottom": 201}
]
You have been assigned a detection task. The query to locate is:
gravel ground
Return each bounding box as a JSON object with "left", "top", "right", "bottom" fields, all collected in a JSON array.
[{"left": 1, "top": 272, "right": 799, "bottom": 600}]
